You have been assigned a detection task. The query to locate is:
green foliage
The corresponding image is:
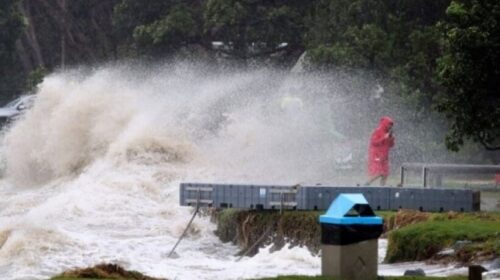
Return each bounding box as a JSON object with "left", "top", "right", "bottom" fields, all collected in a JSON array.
[
  {"left": 1, "top": 0, "right": 499, "bottom": 156},
  {"left": 309, "top": 24, "right": 389, "bottom": 71},
  {"left": 1, "top": 0, "right": 118, "bottom": 99},
  {"left": 113, "top": 1, "right": 204, "bottom": 57},
  {"left": 25, "top": 66, "right": 46, "bottom": 92},
  {"left": 133, "top": 4, "right": 199, "bottom": 53},
  {"left": 307, "top": 0, "right": 449, "bottom": 96},
  {"left": 214, "top": 208, "right": 241, "bottom": 242},
  {"left": 306, "top": 0, "right": 390, "bottom": 70},
  {"left": 306, "top": 1, "right": 459, "bottom": 162},
  {"left": 305, "top": 0, "right": 498, "bottom": 157},
  {"left": 279, "top": 210, "right": 321, "bottom": 250},
  {"left": 0, "top": 0, "right": 25, "bottom": 56},
  {"left": 386, "top": 213, "right": 500, "bottom": 262},
  {"left": 436, "top": 0, "right": 500, "bottom": 151},
  {"left": 205, "top": 0, "right": 310, "bottom": 59},
  {"left": 113, "top": 1, "right": 175, "bottom": 40},
  {"left": 0, "top": 0, "right": 26, "bottom": 99}
]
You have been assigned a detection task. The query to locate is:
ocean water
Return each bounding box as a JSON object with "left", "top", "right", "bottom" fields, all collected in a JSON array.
[{"left": 0, "top": 64, "right": 473, "bottom": 280}]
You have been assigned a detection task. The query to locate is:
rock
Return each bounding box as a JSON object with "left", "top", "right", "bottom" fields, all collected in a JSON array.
[
  {"left": 437, "top": 248, "right": 455, "bottom": 256},
  {"left": 404, "top": 268, "right": 426, "bottom": 276},
  {"left": 453, "top": 240, "right": 472, "bottom": 250},
  {"left": 163, "top": 251, "right": 180, "bottom": 259}
]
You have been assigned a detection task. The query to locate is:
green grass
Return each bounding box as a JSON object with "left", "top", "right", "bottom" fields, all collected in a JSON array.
[{"left": 386, "top": 213, "right": 500, "bottom": 262}]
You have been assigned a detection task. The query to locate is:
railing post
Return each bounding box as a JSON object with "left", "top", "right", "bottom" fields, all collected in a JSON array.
[
  {"left": 400, "top": 166, "right": 405, "bottom": 187},
  {"left": 422, "top": 167, "right": 428, "bottom": 188}
]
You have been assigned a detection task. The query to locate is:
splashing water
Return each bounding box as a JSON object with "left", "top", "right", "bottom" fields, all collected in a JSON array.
[{"left": 0, "top": 63, "right": 467, "bottom": 279}]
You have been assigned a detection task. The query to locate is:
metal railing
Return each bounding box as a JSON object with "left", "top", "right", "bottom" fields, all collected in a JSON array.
[{"left": 400, "top": 163, "right": 500, "bottom": 188}]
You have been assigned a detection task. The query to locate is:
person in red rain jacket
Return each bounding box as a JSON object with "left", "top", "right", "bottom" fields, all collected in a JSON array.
[{"left": 365, "top": 116, "right": 395, "bottom": 186}]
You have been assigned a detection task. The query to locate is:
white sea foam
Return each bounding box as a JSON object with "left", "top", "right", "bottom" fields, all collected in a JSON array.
[{"left": 0, "top": 63, "right": 470, "bottom": 279}]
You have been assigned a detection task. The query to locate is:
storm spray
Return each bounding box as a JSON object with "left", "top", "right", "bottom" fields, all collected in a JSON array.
[{"left": 0, "top": 62, "right": 463, "bottom": 279}]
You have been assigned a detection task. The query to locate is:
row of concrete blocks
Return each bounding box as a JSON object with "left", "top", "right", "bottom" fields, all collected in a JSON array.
[{"left": 179, "top": 183, "right": 481, "bottom": 212}]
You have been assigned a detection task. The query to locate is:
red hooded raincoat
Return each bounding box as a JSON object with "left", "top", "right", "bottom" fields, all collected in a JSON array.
[{"left": 368, "top": 116, "right": 395, "bottom": 176}]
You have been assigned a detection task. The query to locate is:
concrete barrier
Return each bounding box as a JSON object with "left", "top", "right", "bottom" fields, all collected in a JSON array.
[{"left": 180, "top": 183, "right": 480, "bottom": 212}]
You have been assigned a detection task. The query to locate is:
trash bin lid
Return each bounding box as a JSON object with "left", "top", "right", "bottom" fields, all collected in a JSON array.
[{"left": 319, "top": 193, "right": 383, "bottom": 225}]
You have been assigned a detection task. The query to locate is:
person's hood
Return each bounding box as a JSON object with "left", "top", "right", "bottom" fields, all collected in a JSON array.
[{"left": 378, "top": 116, "right": 393, "bottom": 132}]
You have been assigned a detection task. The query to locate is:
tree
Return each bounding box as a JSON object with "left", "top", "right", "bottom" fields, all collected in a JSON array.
[
  {"left": 15, "top": 0, "right": 118, "bottom": 71},
  {"left": 306, "top": 0, "right": 449, "bottom": 75},
  {"left": 0, "top": 0, "right": 26, "bottom": 100},
  {"left": 204, "top": 0, "right": 310, "bottom": 64},
  {"left": 309, "top": 24, "right": 389, "bottom": 72},
  {"left": 437, "top": 0, "right": 500, "bottom": 151},
  {"left": 0, "top": 0, "right": 25, "bottom": 64},
  {"left": 113, "top": 0, "right": 205, "bottom": 58}
]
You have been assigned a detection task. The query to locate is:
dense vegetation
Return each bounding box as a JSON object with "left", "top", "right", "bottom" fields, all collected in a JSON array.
[{"left": 1, "top": 0, "right": 499, "bottom": 154}]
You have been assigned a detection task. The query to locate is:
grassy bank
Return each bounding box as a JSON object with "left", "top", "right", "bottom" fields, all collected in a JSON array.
[
  {"left": 386, "top": 212, "right": 500, "bottom": 263},
  {"left": 215, "top": 209, "right": 323, "bottom": 256},
  {"left": 215, "top": 209, "right": 500, "bottom": 263}
]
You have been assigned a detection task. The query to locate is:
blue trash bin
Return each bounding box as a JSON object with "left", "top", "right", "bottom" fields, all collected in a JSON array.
[{"left": 319, "top": 193, "right": 383, "bottom": 280}]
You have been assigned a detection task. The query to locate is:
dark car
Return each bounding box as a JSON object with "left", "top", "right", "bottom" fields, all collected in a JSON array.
[{"left": 0, "top": 95, "right": 36, "bottom": 124}]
